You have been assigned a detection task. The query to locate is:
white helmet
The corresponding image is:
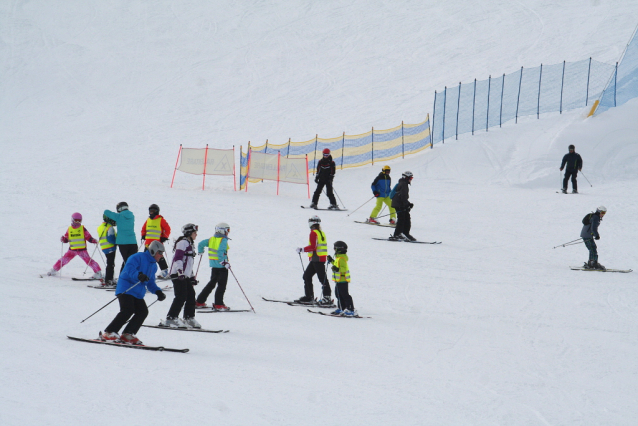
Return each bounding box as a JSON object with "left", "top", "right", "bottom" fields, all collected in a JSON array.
[
  {"left": 308, "top": 216, "right": 321, "bottom": 228},
  {"left": 402, "top": 171, "right": 413, "bottom": 179},
  {"left": 148, "top": 240, "right": 165, "bottom": 256},
  {"left": 215, "top": 222, "right": 230, "bottom": 235},
  {"left": 596, "top": 206, "right": 607, "bottom": 213}
]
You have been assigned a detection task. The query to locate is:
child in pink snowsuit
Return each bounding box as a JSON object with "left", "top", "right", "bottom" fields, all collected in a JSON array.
[{"left": 48, "top": 213, "right": 102, "bottom": 278}]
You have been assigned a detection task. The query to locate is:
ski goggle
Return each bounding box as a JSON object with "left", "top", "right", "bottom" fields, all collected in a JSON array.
[
  {"left": 73, "top": 218, "right": 82, "bottom": 223},
  {"left": 323, "top": 153, "right": 330, "bottom": 157}
]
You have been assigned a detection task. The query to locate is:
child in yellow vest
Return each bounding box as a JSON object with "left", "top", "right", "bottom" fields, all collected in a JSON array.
[
  {"left": 47, "top": 212, "right": 102, "bottom": 279},
  {"left": 328, "top": 241, "right": 356, "bottom": 316}
]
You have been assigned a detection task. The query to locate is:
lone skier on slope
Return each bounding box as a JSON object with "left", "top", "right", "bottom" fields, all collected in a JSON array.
[
  {"left": 311, "top": 148, "right": 338, "bottom": 210},
  {"left": 560, "top": 144, "right": 583, "bottom": 194},
  {"left": 581, "top": 206, "right": 607, "bottom": 271},
  {"left": 47, "top": 212, "right": 102, "bottom": 279},
  {"left": 295, "top": 216, "right": 333, "bottom": 305},
  {"left": 390, "top": 171, "right": 416, "bottom": 241},
  {"left": 367, "top": 165, "right": 396, "bottom": 225},
  {"left": 100, "top": 240, "right": 167, "bottom": 345}
]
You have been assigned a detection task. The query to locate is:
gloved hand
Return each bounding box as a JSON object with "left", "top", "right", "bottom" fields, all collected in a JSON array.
[
  {"left": 327, "top": 255, "right": 334, "bottom": 263},
  {"left": 595, "top": 235, "right": 600, "bottom": 240},
  {"left": 315, "top": 176, "right": 319, "bottom": 184},
  {"left": 155, "top": 290, "right": 166, "bottom": 301},
  {"left": 60, "top": 236, "right": 68, "bottom": 243},
  {"left": 198, "top": 251, "right": 204, "bottom": 255},
  {"left": 296, "top": 247, "right": 303, "bottom": 254},
  {"left": 177, "top": 269, "right": 186, "bottom": 281},
  {"left": 138, "top": 272, "right": 149, "bottom": 282},
  {"left": 373, "top": 191, "right": 380, "bottom": 197},
  {"left": 141, "top": 236, "right": 146, "bottom": 241},
  {"left": 330, "top": 175, "right": 334, "bottom": 182},
  {"left": 409, "top": 203, "right": 414, "bottom": 209},
  {"left": 331, "top": 265, "right": 339, "bottom": 272},
  {"left": 160, "top": 237, "right": 168, "bottom": 243},
  {"left": 190, "top": 277, "right": 198, "bottom": 286},
  {"left": 221, "top": 261, "right": 231, "bottom": 270},
  {"left": 89, "top": 238, "right": 98, "bottom": 244},
  {"left": 560, "top": 167, "right": 563, "bottom": 171}
]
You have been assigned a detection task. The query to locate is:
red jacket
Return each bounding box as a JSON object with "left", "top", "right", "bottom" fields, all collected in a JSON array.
[
  {"left": 141, "top": 215, "right": 171, "bottom": 245},
  {"left": 303, "top": 229, "right": 327, "bottom": 262}
]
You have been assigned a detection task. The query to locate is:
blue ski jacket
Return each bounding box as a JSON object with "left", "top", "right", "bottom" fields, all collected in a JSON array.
[
  {"left": 115, "top": 251, "right": 161, "bottom": 299},
  {"left": 198, "top": 232, "right": 229, "bottom": 268},
  {"left": 371, "top": 172, "right": 392, "bottom": 198},
  {"left": 104, "top": 209, "right": 137, "bottom": 245}
]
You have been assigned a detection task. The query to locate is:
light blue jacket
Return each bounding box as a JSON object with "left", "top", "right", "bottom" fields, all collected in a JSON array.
[
  {"left": 104, "top": 209, "right": 137, "bottom": 245},
  {"left": 115, "top": 251, "right": 161, "bottom": 299},
  {"left": 197, "top": 232, "right": 229, "bottom": 268}
]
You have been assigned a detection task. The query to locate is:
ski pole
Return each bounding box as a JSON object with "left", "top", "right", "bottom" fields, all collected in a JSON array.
[
  {"left": 83, "top": 244, "right": 100, "bottom": 276},
  {"left": 374, "top": 210, "right": 404, "bottom": 220},
  {"left": 580, "top": 171, "right": 593, "bottom": 187},
  {"left": 561, "top": 240, "right": 584, "bottom": 247},
  {"left": 195, "top": 254, "right": 203, "bottom": 278},
  {"left": 298, "top": 252, "right": 305, "bottom": 272},
  {"left": 333, "top": 187, "right": 346, "bottom": 209},
  {"left": 60, "top": 242, "right": 64, "bottom": 280},
  {"left": 553, "top": 238, "right": 583, "bottom": 249},
  {"left": 346, "top": 196, "right": 375, "bottom": 217},
  {"left": 80, "top": 281, "right": 142, "bottom": 323},
  {"left": 228, "top": 267, "right": 256, "bottom": 313}
]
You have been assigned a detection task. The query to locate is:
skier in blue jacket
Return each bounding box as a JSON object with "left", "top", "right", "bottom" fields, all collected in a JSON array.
[
  {"left": 195, "top": 223, "right": 232, "bottom": 311},
  {"left": 367, "top": 165, "right": 396, "bottom": 225},
  {"left": 101, "top": 241, "right": 167, "bottom": 345},
  {"left": 104, "top": 201, "right": 138, "bottom": 273}
]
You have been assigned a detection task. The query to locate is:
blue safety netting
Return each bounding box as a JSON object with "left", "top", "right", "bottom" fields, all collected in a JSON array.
[{"left": 597, "top": 27, "right": 638, "bottom": 114}]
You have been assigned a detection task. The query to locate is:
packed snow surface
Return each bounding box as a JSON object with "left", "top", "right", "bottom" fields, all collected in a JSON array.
[{"left": 1, "top": 1, "right": 638, "bottom": 425}]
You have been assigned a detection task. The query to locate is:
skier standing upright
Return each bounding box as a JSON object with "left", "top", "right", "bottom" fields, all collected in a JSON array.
[
  {"left": 391, "top": 171, "right": 415, "bottom": 241},
  {"left": 103, "top": 202, "right": 138, "bottom": 273},
  {"left": 196, "top": 223, "right": 232, "bottom": 311},
  {"left": 141, "top": 204, "right": 171, "bottom": 278},
  {"left": 295, "top": 216, "right": 332, "bottom": 305},
  {"left": 560, "top": 144, "right": 583, "bottom": 194},
  {"left": 328, "top": 241, "right": 356, "bottom": 316},
  {"left": 47, "top": 213, "right": 102, "bottom": 278},
  {"left": 367, "top": 165, "right": 396, "bottom": 225},
  {"left": 97, "top": 214, "right": 117, "bottom": 286},
  {"left": 311, "top": 148, "right": 338, "bottom": 209},
  {"left": 581, "top": 206, "right": 607, "bottom": 270}
]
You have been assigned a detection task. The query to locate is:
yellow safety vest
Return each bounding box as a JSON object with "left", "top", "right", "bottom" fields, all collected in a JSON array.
[
  {"left": 145, "top": 217, "right": 162, "bottom": 244},
  {"left": 332, "top": 255, "right": 351, "bottom": 283},
  {"left": 308, "top": 229, "right": 327, "bottom": 258},
  {"left": 208, "top": 237, "right": 229, "bottom": 261},
  {"left": 97, "top": 223, "right": 116, "bottom": 251},
  {"left": 68, "top": 225, "right": 86, "bottom": 250}
]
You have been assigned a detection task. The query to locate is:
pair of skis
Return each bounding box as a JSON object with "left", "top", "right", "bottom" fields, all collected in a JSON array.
[
  {"left": 354, "top": 220, "right": 395, "bottom": 228},
  {"left": 372, "top": 237, "right": 441, "bottom": 244},
  {"left": 67, "top": 333, "right": 189, "bottom": 353},
  {"left": 262, "top": 297, "right": 336, "bottom": 308},
  {"left": 301, "top": 206, "right": 347, "bottom": 211},
  {"left": 570, "top": 266, "right": 632, "bottom": 273}
]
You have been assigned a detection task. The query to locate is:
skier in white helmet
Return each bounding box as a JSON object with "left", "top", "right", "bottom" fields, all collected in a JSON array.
[
  {"left": 196, "top": 222, "right": 232, "bottom": 311},
  {"left": 580, "top": 206, "right": 607, "bottom": 270},
  {"left": 390, "top": 171, "right": 416, "bottom": 241},
  {"left": 295, "top": 216, "right": 333, "bottom": 305}
]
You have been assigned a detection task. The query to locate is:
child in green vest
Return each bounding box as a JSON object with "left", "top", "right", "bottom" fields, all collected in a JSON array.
[{"left": 328, "top": 240, "right": 356, "bottom": 316}]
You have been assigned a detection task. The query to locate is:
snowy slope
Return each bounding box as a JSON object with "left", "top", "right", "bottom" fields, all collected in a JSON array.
[{"left": 2, "top": 1, "right": 638, "bottom": 425}]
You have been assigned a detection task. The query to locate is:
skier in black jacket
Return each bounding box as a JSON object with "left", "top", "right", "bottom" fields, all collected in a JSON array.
[
  {"left": 560, "top": 144, "right": 583, "bottom": 193},
  {"left": 390, "top": 171, "right": 415, "bottom": 241},
  {"left": 311, "top": 148, "right": 338, "bottom": 209},
  {"left": 580, "top": 206, "right": 606, "bottom": 270}
]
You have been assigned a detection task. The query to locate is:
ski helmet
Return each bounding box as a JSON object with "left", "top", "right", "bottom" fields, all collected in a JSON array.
[
  {"left": 382, "top": 165, "right": 391, "bottom": 172},
  {"left": 322, "top": 148, "right": 331, "bottom": 155},
  {"left": 103, "top": 214, "right": 116, "bottom": 226},
  {"left": 116, "top": 201, "right": 129, "bottom": 212},
  {"left": 148, "top": 240, "right": 165, "bottom": 256},
  {"left": 215, "top": 222, "right": 230, "bottom": 235},
  {"left": 308, "top": 215, "right": 321, "bottom": 228},
  {"left": 402, "top": 171, "right": 413, "bottom": 179},
  {"left": 334, "top": 240, "right": 348, "bottom": 254},
  {"left": 71, "top": 212, "right": 82, "bottom": 222},
  {"left": 149, "top": 204, "right": 160, "bottom": 215},
  {"left": 182, "top": 223, "right": 199, "bottom": 237},
  {"left": 596, "top": 206, "right": 607, "bottom": 214},
  {"left": 569, "top": 144, "right": 575, "bottom": 150}
]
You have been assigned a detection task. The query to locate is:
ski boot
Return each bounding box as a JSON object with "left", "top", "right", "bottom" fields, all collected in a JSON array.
[
  {"left": 327, "top": 204, "right": 339, "bottom": 210},
  {"left": 46, "top": 269, "right": 59, "bottom": 277},
  {"left": 183, "top": 317, "right": 202, "bottom": 329},
  {"left": 404, "top": 234, "right": 417, "bottom": 242},
  {"left": 572, "top": 190, "right": 578, "bottom": 194},
  {"left": 213, "top": 304, "right": 231, "bottom": 311},
  {"left": 163, "top": 317, "right": 187, "bottom": 328},
  {"left": 91, "top": 271, "right": 104, "bottom": 280},
  {"left": 120, "top": 333, "right": 143, "bottom": 345},
  {"left": 294, "top": 295, "right": 314, "bottom": 304},
  {"left": 366, "top": 217, "right": 380, "bottom": 224},
  {"left": 315, "top": 296, "right": 333, "bottom": 306},
  {"left": 343, "top": 309, "right": 358, "bottom": 317},
  {"left": 195, "top": 302, "right": 209, "bottom": 309},
  {"left": 309, "top": 202, "right": 318, "bottom": 209},
  {"left": 100, "top": 331, "right": 120, "bottom": 342},
  {"left": 593, "top": 262, "right": 606, "bottom": 271},
  {"left": 389, "top": 219, "right": 396, "bottom": 225},
  {"left": 561, "top": 188, "right": 567, "bottom": 194},
  {"left": 330, "top": 309, "right": 344, "bottom": 316}
]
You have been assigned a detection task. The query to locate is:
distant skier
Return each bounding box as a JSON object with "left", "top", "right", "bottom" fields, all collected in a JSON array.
[
  {"left": 196, "top": 223, "right": 232, "bottom": 311},
  {"left": 367, "top": 165, "right": 396, "bottom": 225},
  {"left": 97, "top": 214, "right": 117, "bottom": 286},
  {"left": 581, "top": 206, "right": 607, "bottom": 270},
  {"left": 100, "top": 240, "right": 167, "bottom": 345},
  {"left": 560, "top": 144, "right": 583, "bottom": 194},
  {"left": 48, "top": 212, "right": 102, "bottom": 278},
  {"left": 390, "top": 171, "right": 415, "bottom": 241},
  {"left": 164, "top": 223, "right": 200, "bottom": 328},
  {"left": 140, "top": 203, "right": 171, "bottom": 278},
  {"left": 310, "top": 148, "right": 338, "bottom": 209},
  {"left": 104, "top": 202, "right": 138, "bottom": 273},
  {"left": 295, "top": 215, "right": 332, "bottom": 305},
  {"left": 327, "top": 241, "right": 356, "bottom": 316}
]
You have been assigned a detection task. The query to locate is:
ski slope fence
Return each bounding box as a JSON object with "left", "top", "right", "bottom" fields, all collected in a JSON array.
[
  {"left": 431, "top": 58, "right": 616, "bottom": 143},
  {"left": 170, "top": 145, "right": 236, "bottom": 190},
  {"left": 239, "top": 116, "right": 431, "bottom": 190},
  {"left": 242, "top": 151, "right": 310, "bottom": 196},
  {"left": 594, "top": 26, "right": 638, "bottom": 115}
]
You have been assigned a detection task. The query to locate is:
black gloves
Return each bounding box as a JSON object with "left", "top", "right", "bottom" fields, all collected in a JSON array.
[
  {"left": 141, "top": 236, "right": 146, "bottom": 241},
  {"left": 595, "top": 235, "right": 600, "bottom": 240},
  {"left": 327, "top": 255, "right": 334, "bottom": 263},
  {"left": 160, "top": 237, "right": 168, "bottom": 243},
  {"left": 315, "top": 176, "right": 319, "bottom": 184},
  {"left": 410, "top": 203, "right": 414, "bottom": 209},
  {"left": 138, "top": 272, "right": 149, "bottom": 282},
  {"left": 190, "top": 277, "right": 198, "bottom": 286},
  {"left": 331, "top": 265, "right": 339, "bottom": 272},
  {"left": 155, "top": 290, "right": 166, "bottom": 301},
  {"left": 373, "top": 191, "right": 380, "bottom": 197}
]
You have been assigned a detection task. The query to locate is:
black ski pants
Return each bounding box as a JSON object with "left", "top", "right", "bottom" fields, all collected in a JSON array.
[
  {"left": 584, "top": 238, "right": 598, "bottom": 262},
  {"left": 105, "top": 294, "right": 148, "bottom": 335},
  {"left": 303, "top": 261, "right": 331, "bottom": 298},
  {"left": 563, "top": 170, "right": 578, "bottom": 192},
  {"left": 104, "top": 251, "right": 116, "bottom": 283},
  {"left": 335, "top": 281, "right": 354, "bottom": 311},
  {"left": 118, "top": 244, "right": 139, "bottom": 274},
  {"left": 394, "top": 209, "right": 412, "bottom": 237},
  {"left": 167, "top": 278, "right": 196, "bottom": 319},
  {"left": 196, "top": 268, "right": 228, "bottom": 305},
  {"left": 312, "top": 180, "right": 337, "bottom": 205}
]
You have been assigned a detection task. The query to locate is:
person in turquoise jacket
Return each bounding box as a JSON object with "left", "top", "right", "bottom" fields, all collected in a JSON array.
[
  {"left": 195, "top": 222, "right": 231, "bottom": 311},
  {"left": 104, "top": 201, "right": 138, "bottom": 274},
  {"left": 100, "top": 241, "right": 167, "bottom": 345}
]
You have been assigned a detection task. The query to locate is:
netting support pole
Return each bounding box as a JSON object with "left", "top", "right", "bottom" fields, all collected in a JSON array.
[
  {"left": 233, "top": 145, "right": 236, "bottom": 191},
  {"left": 455, "top": 81, "right": 461, "bottom": 140},
  {"left": 202, "top": 144, "right": 209, "bottom": 190},
  {"left": 614, "top": 62, "right": 618, "bottom": 107},
  {"left": 559, "top": 61, "right": 566, "bottom": 114},
  {"left": 585, "top": 56, "right": 591, "bottom": 106},
  {"left": 427, "top": 114, "right": 432, "bottom": 149},
  {"left": 305, "top": 155, "right": 310, "bottom": 199},
  {"left": 287, "top": 138, "right": 291, "bottom": 158},
  {"left": 276, "top": 151, "right": 280, "bottom": 196},
  {"left": 442, "top": 86, "right": 447, "bottom": 143},
  {"left": 313, "top": 135, "right": 318, "bottom": 176},
  {"left": 537, "top": 64, "right": 543, "bottom": 119},
  {"left": 246, "top": 147, "right": 251, "bottom": 192},
  {"left": 515, "top": 66, "right": 523, "bottom": 124},
  {"left": 499, "top": 73, "right": 505, "bottom": 128},
  {"left": 170, "top": 144, "right": 182, "bottom": 188},
  {"left": 486, "top": 76, "right": 491, "bottom": 131},
  {"left": 401, "top": 121, "right": 405, "bottom": 157},
  {"left": 341, "top": 132, "right": 345, "bottom": 169},
  {"left": 262, "top": 139, "right": 267, "bottom": 182},
  {"left": 471, "top": 79, "right": 476, "bottom": 135},
  {"left": 432, "top": 91, "right": 437, "bottom": 144},
  {"left": 371, "top": 127, "right": 374, "bottom": 165}
]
